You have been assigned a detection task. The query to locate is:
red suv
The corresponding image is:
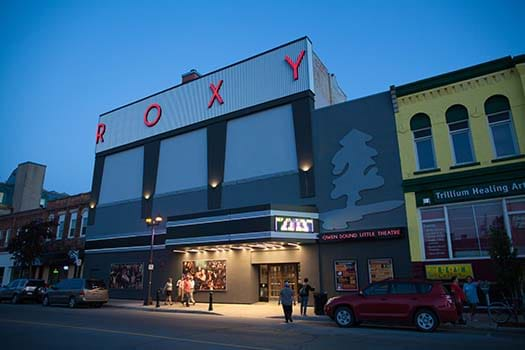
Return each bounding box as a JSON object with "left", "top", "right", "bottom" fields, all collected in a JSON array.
[{"left": 324, "top": 279, "right": 457, "bottom": 332}]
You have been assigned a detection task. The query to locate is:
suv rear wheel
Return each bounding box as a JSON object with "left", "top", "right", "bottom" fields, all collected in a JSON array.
[
  {"left": 415, "top": 309, "right": 438, "bottom": 332},
  {"left": 11, "top": 294, "right": 19, "bottom": 304},
  {"left": 68, "top": 296, "right": 77, "bottom": 308},
  {"left": 334, "top": 306, "right": 355, "bottom": 328}
]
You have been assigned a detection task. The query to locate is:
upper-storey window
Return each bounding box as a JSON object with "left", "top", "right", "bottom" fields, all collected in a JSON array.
[
  {"left": 68, "top": 211, "right": 77, "bottom": 239},
  {"left": 485, "top": 95, "right": 519, "bottom": 158},
  {"left": 57, "top": 213, "right": 66, "bottom": 240},
  {"left": 80, "top": 208, "right": 88, "bottom": 237},
  {"left": 410, "top": 113, "right": 436, "bottom": 171},
  {"left": 446, "top": 104, "right": 475, "bottom": 165}
]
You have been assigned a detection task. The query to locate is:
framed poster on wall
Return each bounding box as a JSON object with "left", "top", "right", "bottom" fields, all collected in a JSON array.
[
  {"left": 334, "top": 260, "right": 358, "bottom": 292},
  {"left": 109, "top": 263, "right": 144, "bottom": 289},
  {"left": 368, "top": 258, "right": 394, "bottom": 283},
  {"left": 182, "top": 259, "right": 226, "bottom": 291}
]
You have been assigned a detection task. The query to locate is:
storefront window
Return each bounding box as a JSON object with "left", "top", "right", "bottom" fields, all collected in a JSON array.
[
  {"left": 421, "top": 208, "right": 449, "bottom": 259},
  {"left": 421, "top": 198, "right": 517, "bottom": 260},
  {"left": 508, "top": 198, "right": 525, "bottom": 252}
]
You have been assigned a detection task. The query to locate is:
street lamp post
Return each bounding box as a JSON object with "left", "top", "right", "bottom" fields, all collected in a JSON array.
[{"left": 144, "top": 215, "right": 163, "bottom": 306}]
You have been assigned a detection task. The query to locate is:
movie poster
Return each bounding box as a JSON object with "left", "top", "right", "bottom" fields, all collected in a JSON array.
[
  {"left": 368, "top": 258, "right": 394, "bottom": 283},
  {"left": 334, "top": 260, "right": 358, "bottom": 292},
  {"left": 109, "top": 263, "right": 144, "bottom": 289},
  {"left": 182, "top": 259, "right": 226, "bottom": 291}
]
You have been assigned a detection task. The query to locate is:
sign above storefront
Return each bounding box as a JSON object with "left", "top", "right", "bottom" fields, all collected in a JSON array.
[
  {"left": 96, "top": 37, "right": 314, "bottom": 153},
  {"left": 425, "top": 263, "right": 474, "bottom": 280},
  {"left": 275, "top": 216, "right": 314, "bottom": 233},
  {"left": 319, "top": 227, "right": 404, "bottom": 243},
  {"left": 418, "top": 178, "right": 525, "bottom": 206}
]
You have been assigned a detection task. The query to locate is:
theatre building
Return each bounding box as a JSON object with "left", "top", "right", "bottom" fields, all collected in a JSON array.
[
  {"left": 391, "top": 55, "right": 525, "bottom": 285},
  {"left": 84, "top": 37, "right": 411, "bottom": 303}
]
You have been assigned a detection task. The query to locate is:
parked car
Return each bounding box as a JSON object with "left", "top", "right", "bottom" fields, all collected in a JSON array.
[
  {"left": 42, "top": 278, "right": 108, "bottom": 308},
  {"left": 0, "top": 279, "right": 46, "bottom": 304},
  {"left": 324, "top": 279, "right": 457, "bottom": 332}
]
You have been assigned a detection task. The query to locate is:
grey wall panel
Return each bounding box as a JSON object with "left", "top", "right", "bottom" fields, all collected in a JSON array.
[
  {"left": 319, "top": 238, "right": 411, "bottom": 296},
  {"left": 312, "top": 92, "right": 407, "bottom": 232},
  {"left": 98, "top": 146, "right": 144, "bottom": 205},
  {"left": 87, "top": 200, "right": 146, "bottom": 239},
  {"left": 97, "top": 38, "right": 313, "bottom": 153},
  {"left": 222, "top": 173, "right": 302, "bottom": 209},
  {"left": 153, "top": 188, "right": 208, "bottom": 219},
  {"left": 224, "top": 104, "right": 297, "bottom": 183},
  {"left": 156, "top": 129, "right": 207, "bottom": 194}
]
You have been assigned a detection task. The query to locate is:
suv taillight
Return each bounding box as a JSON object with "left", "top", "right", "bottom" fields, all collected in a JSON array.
[{"left": 79, "top": 290, "right": 85, "bottom": 296}]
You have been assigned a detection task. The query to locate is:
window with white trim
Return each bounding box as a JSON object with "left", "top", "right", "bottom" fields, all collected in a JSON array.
[
  {"left": 57, "top": 213, "right": 65, "bottom": 240},
  {"left": 80, "top": 209, "right": 88, "bottom": 237},
  {"left": 446, "top": 104, "right": 474, "bottom": 165},
  {"left": 507, "top": 198, "right": 525, "bottom": 253},
  {"left": 410, "top": 113, "right": 436, "bottom": 170},
  {"left": 485, "top": 95, "right": 518, "bottom": 158},
  {"left": 4, "top": 229, "right": 11, "bottom": 247},
  {"left": 420, "top": 197, "right": 522, "bottom": 260},
  {"left": 47, "top": 214, "right": 55, "bottom": 241},
  {"left": 68, "top": 212, "right": 77, "bottom": 238}
]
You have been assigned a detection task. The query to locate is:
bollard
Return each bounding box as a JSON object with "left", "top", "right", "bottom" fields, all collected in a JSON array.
[
  {"left": 156, "top": 288, "right": 161, "bottom": 308},
  {"left": 208, "top": 292, "right": 213, "bottom": 311}
]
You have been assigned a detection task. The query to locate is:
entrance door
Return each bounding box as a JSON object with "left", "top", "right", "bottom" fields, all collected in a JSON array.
[{"left": 261, "top": 264, "right": 298, "bottom": 301}]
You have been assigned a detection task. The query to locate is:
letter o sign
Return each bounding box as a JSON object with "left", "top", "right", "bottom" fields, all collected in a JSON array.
[{"left": 144, "top": 103, "right": 162, "bottom": 127}]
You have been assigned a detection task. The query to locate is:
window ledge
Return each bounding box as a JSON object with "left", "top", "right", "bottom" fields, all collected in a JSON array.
[
  {"left": 491, "top": 154, "right": 525, "bottom": 163},
  {"left": 449, "top": 162, "right": 480, "bottom": 170},
  {"left": 414, "top": 168, "right": 441, "bottom": 175}
]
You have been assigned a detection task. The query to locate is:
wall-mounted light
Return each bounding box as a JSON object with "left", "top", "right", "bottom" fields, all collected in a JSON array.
[
  {"left": 89, "top": 202, "right": 96, "bottom": 209},
  {"left": 300, "top": 163, "right": 312, "bottom": 172},
  {"left": 144, "top": 193, "right": 151, "bottom": 200},
  {"left": 210, "top": 181, "right": 220, "bottom": 188}
]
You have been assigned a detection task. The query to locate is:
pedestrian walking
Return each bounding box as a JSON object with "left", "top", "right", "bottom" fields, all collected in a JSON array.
[
  {"left": 450, "top": 276, "right": 466, "bottom": 324},
  {"left": 463, "top": 276, "right": 480, "bottom": 321},
  {"left": 176, "top": 275, "right": 184, "bottom": 304},
  {"left": 163, "top": 277, "right": 173, "bottom": 305},
  {"left": 183, "top": 275, "right": 192, "bottom": 307},
  {"left": 299, "top": 278, "right": 315, "bottom": 316},
  {"left": 278, "top": 281, "right": 296, "bottom": 323},
  {"left": 189, "top": 275, "right": 196, "bottom": 305}
]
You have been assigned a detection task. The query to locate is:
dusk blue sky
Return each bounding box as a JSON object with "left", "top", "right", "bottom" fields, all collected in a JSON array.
[{"left": 1, "top": 0, "right": 524, "bottom": 195}]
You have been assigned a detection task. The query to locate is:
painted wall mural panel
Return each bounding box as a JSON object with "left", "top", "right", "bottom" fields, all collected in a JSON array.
[
  {"left": 109, "top": 263, "right": 144, "bottom": 289},
  {"left": 182, "top": 259, "right": 227, "bottom": 291}
]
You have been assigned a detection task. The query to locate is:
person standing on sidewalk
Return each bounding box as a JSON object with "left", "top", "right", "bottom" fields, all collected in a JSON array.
[
  {"left": 189, "top": 275, "right": 196, "bottom": 306},
  {"left": 183, "top": 275, "right": 192, "bottom": 307},
  {"left": 163, "top": 277, "right": 173, "bottom": 305},
  {"left": 451, "top": 276, "right": 467, "bottom": 324},
  {"left": 299, "top": 278, "right": 315, "bottom": 316},
  {"left": 176, "top": 275, "right": 184, "bottom": 304},
  {"left": 463, "top": 276, "right": 480, "bottom": 321},
  {"left": 278, "top": 281, "right": 296, "bottom": 323}
]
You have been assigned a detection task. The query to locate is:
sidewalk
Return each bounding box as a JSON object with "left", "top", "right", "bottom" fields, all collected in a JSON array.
[
  {"left": 108, "top": 298, "right": 328, "bottom": 321},
  {"left": 107, "top": 299, "right": 525, "bottom": 333}
]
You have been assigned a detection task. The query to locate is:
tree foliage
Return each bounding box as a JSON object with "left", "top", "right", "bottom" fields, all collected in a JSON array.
[
  {"left": 489, "top": 221, "right": 523, "bottom": 299},
  {"left": 7, "top": 220, "right": 54, "bottom": 277}
]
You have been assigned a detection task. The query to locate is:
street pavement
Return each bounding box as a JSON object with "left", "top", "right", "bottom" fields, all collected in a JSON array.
[{"left": 0, "top": 303, "right": 524, "bottom": 350}]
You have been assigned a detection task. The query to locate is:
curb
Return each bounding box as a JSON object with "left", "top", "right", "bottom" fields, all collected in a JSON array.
[{"left": 107, "top": 303, "right": 223, "bottom": 316}]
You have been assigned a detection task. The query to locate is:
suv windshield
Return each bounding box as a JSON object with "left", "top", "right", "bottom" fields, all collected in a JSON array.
[
  {"left": 86, "top": 280, "right": 106, "bottom": 290},
  {"left": 27, "top": 280, "right": 45, "bottom": 287}
]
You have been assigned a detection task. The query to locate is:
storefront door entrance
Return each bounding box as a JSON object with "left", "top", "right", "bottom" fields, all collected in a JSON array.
[{"left": 258, "top": 263, "right": 298, "bottom": 301}]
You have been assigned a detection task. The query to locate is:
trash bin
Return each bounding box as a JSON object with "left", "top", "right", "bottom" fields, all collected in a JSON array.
[{"left": 313, "top": 292, "right": 328, "bottom": 315}]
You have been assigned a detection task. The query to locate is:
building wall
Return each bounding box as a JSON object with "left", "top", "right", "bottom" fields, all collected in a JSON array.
[
  {"left": 394, "top": 58, "right": 525, "bottom": 266},
  {"left": 395, "top": 65, "right": 525, "bottom": 181}
]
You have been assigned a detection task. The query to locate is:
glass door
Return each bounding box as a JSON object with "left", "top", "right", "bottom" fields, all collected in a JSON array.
[{"left": 268, "top": 264, "right": 298, "bottom": 300}]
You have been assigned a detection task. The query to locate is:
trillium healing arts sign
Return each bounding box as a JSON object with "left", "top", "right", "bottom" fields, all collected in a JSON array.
[{"left": 334, "top": 260, "right": 358, "bottom": 292}]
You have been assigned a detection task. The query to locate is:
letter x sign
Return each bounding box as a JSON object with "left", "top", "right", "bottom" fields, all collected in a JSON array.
[{"left": 208, "top": 80, "right": 224, "bottom": 108}]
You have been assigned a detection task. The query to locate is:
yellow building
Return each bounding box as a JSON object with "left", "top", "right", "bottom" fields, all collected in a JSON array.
[{"left": 391, "top": 55, "right": 525, "bottom": 281}]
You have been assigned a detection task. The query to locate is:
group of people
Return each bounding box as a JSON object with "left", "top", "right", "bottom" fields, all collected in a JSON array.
[
  {"left": 450, "top": 275, "right": 481, "bottom": 324},
  {"left": 163, "top": 275, "right": 197, "bottom": 306},
  {"left": 278, "top": 278, "right": 315, "bottom": 323}
]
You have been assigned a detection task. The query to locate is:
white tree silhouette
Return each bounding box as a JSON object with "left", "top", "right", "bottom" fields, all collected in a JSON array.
[{"left": 321, "top": 129, "right": 403, "bottom": 230}]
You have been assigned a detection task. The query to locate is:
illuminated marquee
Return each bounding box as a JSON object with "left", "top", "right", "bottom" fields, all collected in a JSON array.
[{"left": 275, "top": 216, "right": 314, "bottom": 233}]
